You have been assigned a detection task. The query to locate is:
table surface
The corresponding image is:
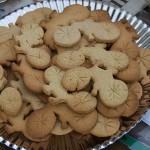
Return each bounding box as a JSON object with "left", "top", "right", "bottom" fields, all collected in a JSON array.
[{"left": 0, "top": 0, "right": 150, "bottom": 150}]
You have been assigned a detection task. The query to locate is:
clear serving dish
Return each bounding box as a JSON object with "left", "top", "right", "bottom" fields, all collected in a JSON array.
[{"left": 0, "top": 0, "right": 150, "bottom": 150}]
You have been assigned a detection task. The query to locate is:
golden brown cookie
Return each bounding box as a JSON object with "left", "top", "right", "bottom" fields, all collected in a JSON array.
[
  {"left": 26, "top": 103, "right": 98, "bottom": 137},
  {"left": 54, "top": 26, "right": 81, "bottom": 47},
  {"left": 43, "top": 66, "right": 97, "bottom": 113},
  {"left": 122, "top": 91, "right": 139, "bottom": 117},
  {"left": 11, "top": 54, "right": 45, "bottom": 93},
  {"left": 62, "top": 66, "right": 128, "bottom": 108},
  {"left": 0, "top": 40, "right": 16, "bottom": 66},
  {"left": 116, "top": 59, "right": 141, "bottom": 82},
  {"left": 89, "top": 10, "right": 111, "bottom": 22},
  {"left": 110, "top": 19, "right": 140, "bottom": 59},
  {"left": 139, "top": 48, "right": 150, "bottom": 71},
  {"left": 97, "top": 100, "right": 125, "bottom": 118},
  {"left": 90, "top": 113, "right": 120, "bottom": 137},
  {"left": 127, "top": 82, "right": 143, "bottom": 100},
  {"left": 41, "top": 4, "right": 90, "bottom": 49},
  {"left": 10, "top": 73, "right": 44, "bottom": 110},
  {"left": 0, "top": 87, "right": 22, "bottom": 116}
]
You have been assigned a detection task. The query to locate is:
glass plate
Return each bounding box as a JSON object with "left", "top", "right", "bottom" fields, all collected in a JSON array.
[{"left": 0, "top": 1, "right": 150, "bottom": 150}]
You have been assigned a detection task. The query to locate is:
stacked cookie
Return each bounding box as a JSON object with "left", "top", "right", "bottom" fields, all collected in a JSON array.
[{"left": 0, "top": 4, "right": 149, "bottom": 143}]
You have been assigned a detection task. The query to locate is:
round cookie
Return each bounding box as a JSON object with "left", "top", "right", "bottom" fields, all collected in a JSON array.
[
  {"left": 122, "top": 91, "right": 139, "bottom": 117},
  {"left": 56, "top": 51, "right": 85, "bottom": 69},
  {"left": 127, "top": 82, "right": 143, "bottom": 100},
  {"left": 26, "top": 48, "right": 50, "bottom": 69},
  {"left": 54, "top": 26, "right": 81, "bottom": 47},
  {"left": 100, "top": 80, "right": 128, "bottom": 108},
  {"left": 90, "top": 113, "right": 120, "bottom": 137},
  {"left": 51, "top": 121, "right": 73, "bottom": 135},
  {"left": 97, "top": 100, "right": 125, "bottom": 118},
  {"left": 0, "top": 87, "right": 22, "bottom": 116},
  {"left": 62, "top": 67, "right": 90, "bottom": 91},
  {"left": 69, "top": 91, "right": 97, "bottom": 113},
  {"left": 26, "top": 108, "right": 56, "bottom": 138}
]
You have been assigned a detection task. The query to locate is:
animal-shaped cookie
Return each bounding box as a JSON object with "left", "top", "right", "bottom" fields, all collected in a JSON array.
[
  {"left": 0, "top": 40, "right": 16, "bottom": 66},
  {"left": 26, "top": 103, "right": 98, "bottom": 139},
  {"left": 62, "top": 66, "right": 128, "bottom": 108},
  {"left": 10, "top": 74, "right": 44, "bottom": 110},
  {"left": 41, "top": 4, "right": 90, "bottom": 49},
  {"left": 116, "top": 59, "right": 141, "bottom": 82},
  {"left": 14, "top": 23, "right": 50, "bottom": 69},
  {"left": 16, "top": 8, "right": 52, "bottom": 27},
  {"left": 110, "top": 19, "right": 140, "bottom": 59},
  {"left": 90, "top": 113, "right": 120, "bottom": 137},
  {"left": 3, "top": 103, "right": 50, "bottom": 142},
  {"left": 54, "top": 19, "right": 120, "bottom": 46},
  {"left": 136, "top": 57, "right": 150, "bottom": 85},
  {"left": 139, "top": 48, "right": 150, "bottom": 71},
  {"left": 54, "top": 44, "right": 129, "bottom": 74},
  {"left": 11, "top": 54, "right": 45, "bottom": 93},
  {"left": 89, "top": 10, "right": 111, "bottom": 22},
  {"left": 0, "top": 65, "right": 7, "bottom": 91},
  {"left": 0, "top": 87, "right": 22, "bottom": 116},
  {"left": 0, "top": 23, "right": 20, "bottom": 44},
  {"left": 42, "top": 66, "right": 97, "bottom": 113}
]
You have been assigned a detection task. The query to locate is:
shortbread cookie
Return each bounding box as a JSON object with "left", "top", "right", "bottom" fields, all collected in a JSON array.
[
  {"left": 11, "top": 54, "right": 45, "bottom": 93},
  {"left": 54, "top": 36, "right": 88, "bottom": 53},
  {"left": 139, "top": 48, "right": 150, "bottom": 71},
  {"left": 54, "top": 19, "right": 120, "bottom": 45},
  {"left": 89, "top": 10, "right": 111, "bottom": 22},
  {"left": 54, "top": 26, "right": 81, "bottom": 47},
  {"left": 111, "top": 19, "right": 140, "bottom": 59},
  {"left": 4, "top": 103, "right": 50, "bottom": 142},
  {"left": 90, "top": 113, "right": 120, "bottom": 137},
  {"left": 14, "top": 23, "right": 44, "bottom": 51},
  {"left": 55, "top": 44, "right": 129, "bottom": 74},
  {"left": 122, "top": 91, "right": 139, "bottom": 117},
  {"left": 34, "top": 7, "right": 52, "bottom": 21},
  {"left": 127, "top": 82, "right": 143, "bottom": 100},
  {"left": 0, "top": 87, "right": 22, "bottom": 116},
  {"left": 72, "top": 19, "right": 120, "bottom": 42},
  {"left": 40, "top": 4, "right": 90, "bottom": 48},
  {"left": 116, "top": 59, "right": 141, "bottom": 82},
  {"left": 62, "top": 66, "right": 128, "bottom": 108},
  {"left": 51, "top": 121, "right": 73, "bottom": 135},
  {"left": 0, "top": 40, "right": 16, "bottom": 66},
  {"left": 15, "top": 11, "right": 45, "bottom": 27},
  {"left": 26, "top": 103, "right": 98, "bottom": 137},
  {"left": 97, "top": 100, "right": 125, "bottom": 118},
  {"left": 10, "top": 74, "right": 44, "bottom": 110},
  {"left": 136, "top": 57, "right": 150, "bottom": 85},
  {"left": 0, "top": 23, "right": 20, "bottom": 44},
  {"left": 0, "top": 65, "right": 7, "bottom": 91},
  {"left": 42, "top": 66, "right": 97, "bottom": 113},
  {"left": 14, "top": 23, "right": 51, "bottom": 69}
]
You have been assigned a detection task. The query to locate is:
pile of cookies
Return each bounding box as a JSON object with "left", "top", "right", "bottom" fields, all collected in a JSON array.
[{"left": 0, "top": 4, "right": 150, "bottom": 143}]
